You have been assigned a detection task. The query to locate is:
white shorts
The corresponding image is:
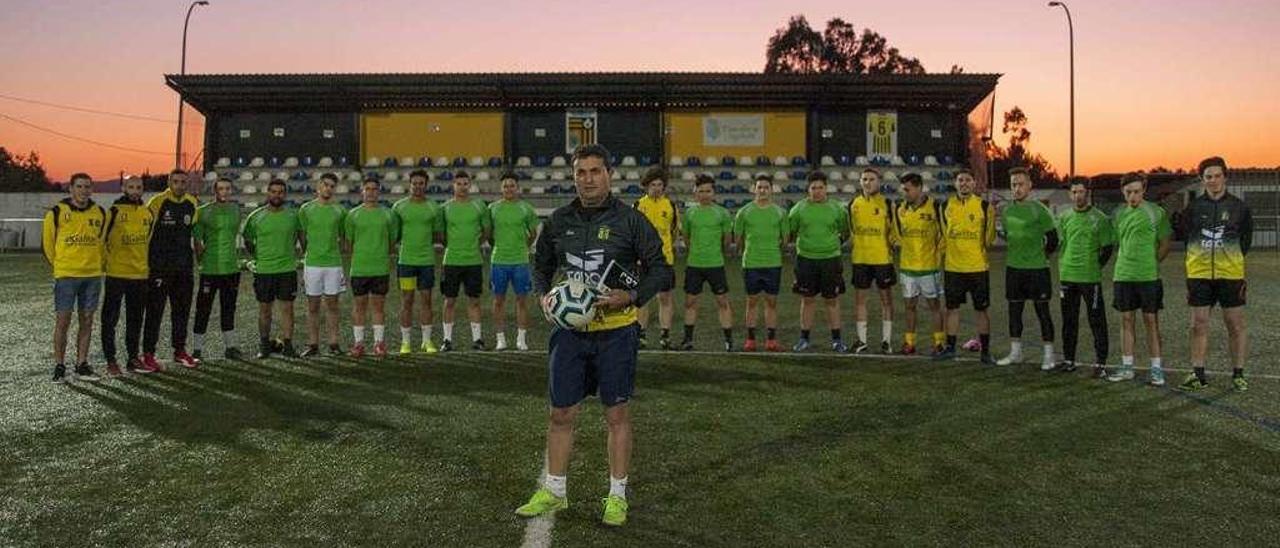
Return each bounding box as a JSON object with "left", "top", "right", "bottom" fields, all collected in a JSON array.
[
  {"left": 901, "top": 271, "right": 943, "bottom": 300},
  {"left": 304, "top": 266, "right": 346, "bottom": 297}
]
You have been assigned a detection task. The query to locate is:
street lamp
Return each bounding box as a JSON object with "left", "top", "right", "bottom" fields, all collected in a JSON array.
[
  {"left": 175, "top": 0, "right": 209, "bottom": 171},
  {"left": 1048, "top": 1, "right": 1075, "bottom": 179}
]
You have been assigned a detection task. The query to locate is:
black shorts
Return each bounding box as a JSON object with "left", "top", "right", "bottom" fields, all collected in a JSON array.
[
  {"left": 684, "top": 266, "right": 729, "bottom": 295},
  {"left": 199, "top": 272, "right": 241, "bottom": 294},
  {"left": 944, "top": 270, "right": 991, "bottom": 311},
  {"left": 640, "top": 264, "right": 675, "bottom": 293},
  {"left": 351, "top": 275, "right": 390, "bottom": 297},
  {"left": 743, "top": 267, "right": 782, "bottom": 296},
  {"left": 440, "top": 265, "right": 483, "bottom": 298},
  {"left": 253, "top": 272, "right": 298, "bottom": 303},
  {"left": 1114, "top": 280, "right": 1163, "bottom": 313},
  {"left": 793, "top": 257, "right": 845, "bottom": 298},
  {"left": 852, "top": 263, "right": 896, "bottom": 290},
  {"left": 1187, "top": 278, "right": 1246, "bottom": 309},
  {"left": 548, "top": 324, "right": 639, "bottom": 408},
  {"left": 1005, "top": 267, "right": 1053, "bottom": 302}
]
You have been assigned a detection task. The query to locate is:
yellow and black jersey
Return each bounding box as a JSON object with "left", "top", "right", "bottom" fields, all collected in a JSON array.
[
  {"left": 146, "top": 189, "right": 199, "bottom": 273},
  {"left": 41, "top": 198, "right": 107, "bottom": 278},
  {"left": 894, "top": 196, "right": 943, "bottom": 274},
  {"left": 848, "top": 192, "right": 896, "bottom": 265},
  {"left": 1183, "top": 192, "right": 1252, "bottom": 280},
  {"left": 940, "top": 195, "right": 996, "bottom": 273},
  {"left": 634, "top": 194, "right": 679, "bottom": 265},
  {"left": 104, "top": 196, "right": 154, "bottom": 280}
]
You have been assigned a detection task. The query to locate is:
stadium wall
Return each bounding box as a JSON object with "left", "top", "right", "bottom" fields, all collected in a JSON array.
[
  {"left": 360, "top": 112, "right": 504, "bottom": 161},
  {"left": 209, "top": 112, "right": 358, "bottom": 166}
]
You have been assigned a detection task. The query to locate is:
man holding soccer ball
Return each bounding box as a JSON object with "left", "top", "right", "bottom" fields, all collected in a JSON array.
[{"left": 515, "top": 144, "right": 670, "bottom": 527}]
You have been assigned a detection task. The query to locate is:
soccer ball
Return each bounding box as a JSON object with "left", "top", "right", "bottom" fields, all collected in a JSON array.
[{"left": 542, "top": 279, "right": 599, "bottom": 330}]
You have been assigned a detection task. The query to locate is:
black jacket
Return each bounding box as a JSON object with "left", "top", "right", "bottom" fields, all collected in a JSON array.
[{"left": 532, "top": 194, "right": 671, "bottom": 307}]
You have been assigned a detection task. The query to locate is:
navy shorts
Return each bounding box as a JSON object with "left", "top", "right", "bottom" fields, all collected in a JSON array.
[
  {"left": 548, "top": 324, "right": 639, "bottom": 408},
  {"left": 491, "top": 264, "right": 533, "bottom": 296},
  {"left": 396, "top": 264, "right": 435, "bottom": 292},
  {"left": 743, "top": 267, "right": 782, "bottom": 295}
]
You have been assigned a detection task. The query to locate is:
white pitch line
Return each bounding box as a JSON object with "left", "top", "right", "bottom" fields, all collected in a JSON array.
[{"left": 519, "top": 453, "right": 555, "bottom": 548}]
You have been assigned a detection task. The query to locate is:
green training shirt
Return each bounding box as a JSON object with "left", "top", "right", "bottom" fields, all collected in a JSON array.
[
  {"left": 242, "top": 205, "right": 300, "bottom": 275},
  {"left": 1056, "top": 206, "right": 1115, "bottom": 284},
  {"left": 1112, "top": 201, "right": 1172, "bottom": 283},
  {"left": 682, "top": 202, "right": 733, "bottom": 268},
  {"left": 733, "top": 201, "right": 787, "bottom": 269},
  {"left": 345, "top": 204, "right": 400, "bottom": 277},
  {"left": 194, "top": 201, "right": 241, "bottom": 276},
  {"left": 393, "top": 197, "right": 443, "bottom": 267},
  {"left": 488, "top": 199, "right": 540, "bottom": 266},
  {"left": 298, "top": 199, "right": 346, "bottom": 268},
  {"left": 441, "top": 198, "right": 490, "bottom": 267},
  {"left": 787, "top": 198, "right": 847, "bottom": 260},
  {"left": 1001, "top": 199, "right": 1056, "bottom": 270}
]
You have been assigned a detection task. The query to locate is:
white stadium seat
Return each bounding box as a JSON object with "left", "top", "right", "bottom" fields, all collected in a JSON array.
[
  {"left": 468, "top": 156, "right": 485, "bottom": 167},
  {"left": 243, "top": 185, "right": 258, "bottom": 195},
  {"left": 924, "top": 155, "right": 939, "bottom": 166},
  {"left": 921, "top": 171, "right": 935, "bottom": 181},
  {"left": 284, "top": 157, "right": 299, "bottom": 168},
  {"left": 626, "top": 171, "right": 642, "bottom": 181},
  {"left": 346, "top": 172, "right": 363, "bottom": 182},
  {"left": 855, "top": 156, "right": 870, "bottom": 166},
  {"left": 670, "top": 156, "right": 686, "bottom": 166},
  {"left": 841, "top": 184, "right": 857, "bottom": 194},
  {"left": 891, "top": 156, "right": 906, "bottom": 166},
  {"left": 774, "top": 171, "right": 788, "bottom": 181},
  {"left": 383, "top": 171, "right": 401, "bottom": 182},
  {"left": 883, "top": 171, "right": 899, "bottom": 181},
  {"left": 772, "top": 184, "right": 783, "bottom": 193},
  {"left": 551, "top": 156, "right": 568, "bottom": 167},
  {"left": 516, "top": 156, "right": 532, "bottom": 167},
  {"left": 621, "top": 156, "right": 637, "bottom": 167},
  {"left": 364, "top": 157, "right": 381, "bottom": 168},
  {"left": 820, "top": 156, "right": 836, "bottom": 167},
  {"left": 335, "top": 184, "right": 349, "bottom": 194},
  {"left": 238, "top": 172, "right": 254, "bottom": 182},
  {"left": 680, "top": 171, "right": 696, "bottom": 181},
  {"left": 736, "top": 171, "right": 752, "bottom": 181},
  {"left": 250, "top": 157, "right": 266, "bottom": 168},
  {"left": 399, "top": 157, "right": 415, "bottom": 168},
  {"left": 311, "top": 172, "right": 323, "bottom": 181},
  {"left": 204, "top": 171, "right": 218, "bottom": 182},
  {"left": 215, "top": 157, "right": 231, "bottom": 168},
  {"left": 738, "top": 156, "right": 754, "bottom": 167},
  {"left": 532, "top": 171, "right": 548, "bottom": 181},
  {"left": 256, "top": 171, "right": 272, "bottom": 182},
  {"left": 243, "top": 201, "right": 258, "bottom": 209},
  {"left": 390, "top": 185, "right": 404, "bottom": 194},
  {"left": 434, "top": 156, "right": 450, "bottom": 168},
  {"left": 551, "top": 171, "right": 567, "bottom": 181},
  {"left": 274, "top": 171, "right": 288, "bottom": 181},
  {"left": 476, "top": 171, "right": 492, "bottom": 181},
  {"left": 829, "top": 171, "right": 844, "bottom": 181},
  {"left": 773, "top": 156, "right": 789, "bottom": 167},
  {"left": 703, "top": 156, "right": 720, "bottom": 167},
  {"left": 318, "top": 157, "right": 334, "bottom": 168},
  {"left": 530, "top": 186, "right": 546, "bottom": 195}
]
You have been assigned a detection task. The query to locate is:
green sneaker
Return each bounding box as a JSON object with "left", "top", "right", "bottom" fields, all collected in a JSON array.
[
  {"left": 1178, "top": 373, "right": 1209, "bottom": 392},
  {"left": 421, "top": 340, "right": 439, "bottom": 354},
  {"left": 1233, "top": 375, "right": 1248, "bottom": 392},
  {"left": 515, "top": 488, "right": 568, "bottom": 518},
  {"left": 601, "top": 495, "right": 628, "bottom": 527},
  {"left": 399, "top": 341, "right": 413, "bottom": 356}
]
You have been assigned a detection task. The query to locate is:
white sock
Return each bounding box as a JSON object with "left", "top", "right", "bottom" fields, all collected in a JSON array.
[
  {"left": 222, "top": 329, "right": 235, "bottom": 348},
  {"left": 1043, "top": 343, "right": 1054, "bottom": 359},
  {"left": 1122, "top": 355, "right": 1134, "bottom": 367},
  {"left": 401, "top": 326, "right": 412, "bottom": 343},
  {"left": 496, "top": 332, "right": 507, "bottom": 346},
  {"left": 881, "top": 321, "right": 893, "bottom": 344},
  {"left": 1151, "top": 357, "right": 1162, "bottom": 369},
  {"left": 354, "top": 325, "right": 365, "bottom": 342},
  {"left": 442, "top": 323, "right": 454, "bottom": 341},
  {"left": 609, "top": 476, "right": 628, "bottom": 499},
  {"left": 373, "top": 325, "right": 385, "bottom": 343},
  {"left": 192, "top": 332, "right": 205, "bottom": 351},
  {"left": 470, "top": 322, "right": 482, "bottom": 341},
  {"left": 421, "top": 325, "right": 433, "bottom": 342},
  {"left": 856, "top": 321, "right": 868, "bottom": 342},
  {"left": 517, "top": 329, "right": 528, "bottom": 346},
  {"left": 544, "top": 474, "right": 567, "bottom": 498},
  {"left": 1009, "top": 340, "right": 1023, "bottom": 356}
]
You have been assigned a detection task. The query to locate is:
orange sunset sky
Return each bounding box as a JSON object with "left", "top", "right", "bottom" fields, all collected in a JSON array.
[{"left": 1, "top": 0, "right": 1277, "bottom": 182}]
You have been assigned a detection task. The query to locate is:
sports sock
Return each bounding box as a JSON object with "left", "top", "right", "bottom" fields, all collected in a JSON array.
[
  {"left": 831, "top": 329, "right": 842, "bottom": 342},
  {"left": 856, "top": 321, "right": 868, "bottom": 343},
  {"left": 1150, "top": 356, "right": 1162, "bottom": 369},
  {"left": 609, "top": 476, "right": 628, "bottom": 499},
  {"left": 544, "top": 474, "right": 567, "bottom": 498},
  {"left": 401, "top": 326, "right": 412, "bottom": 343},
  {"left": 1122, "top": 355, "right": 1135, "bottom": 368},
  {"left": 683, "top": 324, "right": 694, "bottom": 340},
  {"left": 470, "top": 322, "right": 482, "bottom": 341},
  {"left": 767, "top": 327, "right": 777, "bottom": 341},
  {"left": 1233, "top": 368, "right": 1244, "bottom": 379},
  {"left": 353, "top": 325, "right": 365, "bottom": 342},
  {"left": 1008, "top": 341, "right": 1023, "bottom": 356},
  {"left": 747, "top": 327, "right": 757, "bottom": 340},
  {"left": 881, "top": 320, "right": 893, "bottom": 344},
  {"left": 933, "top": 332, "right": 946, "bottom": 347},
  {"left": 979, "top": 334, "right": 991, "bottom": 355},
  {"left": 905, "top": 332, "right": 917, "bottom": 346},
  {"left": 496, "top": 332, "right": 507, "bottom": 347},
  {"left": 517, "top": 329, "right": 527, "bottom": 347},
  {"left": 373, "top": 325, "right": 385, "bottom": 343},
  {"left": 421, "top": 325, "right": 433, "bottom": 342},
  {"left": 722, "top": 328, "right": 732, "bottom": 343},
  {"left": 1193, "top": 363, "right": 1206, "bottom": 382},
  {"left": 442, "top": 322, "right": 453, "bottom": 341},
  {"left": 800, "top": 329, "right": 811, "bottom": 340},
  {"left": 1043, "top": 343, "right": 1054, "bottom": 360},
  {"left": 222, "top": 329, "right": 235, "bottom": 348},
  {"left": 946, "top": 334, "right": 957, "bottom": 350},
  {"left": 192, "top": 332, "right": 205, "bottom": 352}
]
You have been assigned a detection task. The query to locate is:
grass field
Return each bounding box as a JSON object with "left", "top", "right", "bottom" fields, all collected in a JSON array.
[{"left": 2, "top": 250, "right": 1279, "bottom": 546}]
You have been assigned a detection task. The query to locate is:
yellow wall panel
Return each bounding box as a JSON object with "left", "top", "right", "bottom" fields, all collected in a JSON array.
[
  {"left": 360, "top": 112, "right": 504, "bottom": 161},
  {"left": 664, "top": 111, "right": 806, "bottom": 160}
]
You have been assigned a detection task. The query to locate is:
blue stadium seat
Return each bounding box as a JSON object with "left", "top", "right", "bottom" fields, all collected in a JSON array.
[
  {"left": 937, "top": 171, "right": 953, "bottom": 181},
  {"left": 291, "top": 171, "right": 308, "bottom": 181},
  {"left": 438, "top": 171, "right": 454, "bottom": 181},
  {"left": 686, "top": 157, "right": 701, "bottom": 167},
  {"left": 382, "top": 157, "right": 397, "bottom": 168},
  {"left": 625, "top": 184, "right": 642, "bottom": 195},
  {"left": 730, "top": 184, "right": 748, "bottom": 194},
  {"left": 534, "top": 156, "right": 551, "bottom": 167},
  {"left": 714, "top": 184, "right": 728, "bottom": 194},
  {"left": 639, "top": 155, "right": 654, "bottom": 166},
  {"left": 428, "top": 184, "right": 445, "bottom": 194},
  {"left": 943, "top": 155, "right": 955, "bottom": 165},
  {"left": 718, "top": 171, "right": 734, "bottom": 181},
  {"left": 908, "top": 155, "right": 922, "bottom": 166},
  {"left": 785, "top": 184, "right": 803, "bottom": 194},
  {"left": 547, "top": 184, "right": 561, "bottom": 195},
  {"left": 417, "top": 157, "right": 432, "bottom": 167},
  {"left": 791, "top": 156, "right": 807, "bottom": 167},
  {"left": 790, "top": 170, "right": 807, "bottom": 182},
  {"left": 837, "top": 155, "right": 853, "bottom": 167},
  {"left": 562, "top": 185, "right": 578, "bottom": 194},
  {"left": 337, "top": 156, "right": 351, "bottom": 167},
  {"left": 269, "top": 157, "right": 283, "bottom": 168},
  {"left": 302, "top": 157, "right": 315, "bottom": 168},
  {"left": 452, "top": 157, "right": 467, "bottom": 167},
  {"left": 721, "top": 199, "right": 736, "bottom": 209},
  {"left": 488, "top": 157, "right": 503, "bottom": 167},
  {"left": 755, "top": 155, "right": 771, "bottom": 167},
  {"left": 610, "top": 154, "right": 620, "bottom": 166},
  {"left": 234, "top": 157, "right": 248, "bottom": 167},
  {"left": 722, "top": 156, "right": 736, "bottom": 167}
]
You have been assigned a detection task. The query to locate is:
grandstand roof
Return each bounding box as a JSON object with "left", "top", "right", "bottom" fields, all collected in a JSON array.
[{"left": 166, "top": 72, "right": 1000, "bottom": 114}]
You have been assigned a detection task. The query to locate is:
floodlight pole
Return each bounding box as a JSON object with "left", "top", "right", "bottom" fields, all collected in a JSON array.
[
  {"left": 1049, "top": 1, "right": 1075, "bottom": 179},
  {"left": 175, "top": 0, "right": 209, "bottom": 171}
]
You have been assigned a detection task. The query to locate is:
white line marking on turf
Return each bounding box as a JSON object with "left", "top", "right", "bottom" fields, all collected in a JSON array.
[{"left": 520, "top": 453, "right": 554, "bottom": 548}]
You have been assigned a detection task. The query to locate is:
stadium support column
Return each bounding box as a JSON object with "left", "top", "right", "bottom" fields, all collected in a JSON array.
[
  {"left": 1049, "top": 1, "right": 1075, "bottom": 179},
  {"left": 175, "top": 0, "right": 209, "bottom": 171}
]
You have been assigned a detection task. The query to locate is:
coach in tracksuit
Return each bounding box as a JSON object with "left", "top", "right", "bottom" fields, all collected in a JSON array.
[{"left": 514, "top": 144, "right": 670, "bottom": 527}]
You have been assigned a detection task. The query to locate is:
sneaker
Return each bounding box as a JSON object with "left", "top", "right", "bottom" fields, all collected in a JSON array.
[
  {"left": 1058, "top": 360, "right": 1078, "bottom": 373},
  {"left": 899, "top": 343, "right": 917, "bottom": 356},
  {"left": 1148, "top": 367, "right": 1166, "bottom": 387},
  {"left": 399, "top": 341, "right": 413, "bottom": 356},
  {"left": 1091, "top": 365, "right": 1109, "bottom": 379},
  {"left": 831, "top": 340, "right": 849, "bottom": 353},
  {"left": 52, "top": 364, "right": 67, "bottom": 383},
  {"left": 495, "top": 338, "right": 509, "bottom": 351},
  {"left": 256, "top": 344, "right": 274, "bottom": 360},
  {"left": 192, "top": 349, "right": 203, "bottom": 361},
  {"left": 997, "top": 351, "right": 1023, "bottom": 366},
  {"left": 471, "top": 339, "right": 486, "bottom": 351},
  {"left": 421, "top": 340, "right": 439, "bottom": 354},
  {"left": 349, "top": 344, "right": 366, "bottom": 358},
  {"left": 270, "top": 339, "right": 285, "bottom": 354},
  {"left": 74, "top": 362, "right": 101, "bottom": 382},
  {"left": 723, "top": 340, "right": 733, "bottom": 352},
  {"left": 105, "top": 362, "right": 123, "bottom": 378},
  {"left": 601, "top": 495, "right": 629, "bottom": 527},
  {"left": 659, "top": 337, "right": 672, "bottom": 351},
  {"left": 678, "top": 339, "right": 694, "bottom": 351},
  {"left": 516, "top": 341, "right": 529, "bottom": 351},
  {"left": 638, "top": 336, "right": 648, "bottom": 350},
  {"left": 880, "top": 341, "right": 891, "bottom": 354},
  {"left": 979, "top": 353, "right": 996, "bottom": 366},
  {"left": 514, "top": 488, "right": 568, "bottom": 518},
  {"left": 852, "top": 340, "right": 869, "bottom": 354},
  {"left": 224, "top": 347, "right": 244, "bottom": 360},
  {"left": 764, "top": 339, "right": 782, "bottom": 352},
  {"left": 1040, "top": 356, "right": 1057, "bottom": 372},
  {"left": 125, "top": 357, "right": 144, "bottom": 374},
  {"left": 279, "top": 342, "right": 298, "bottom": 358},
  {"left": 931, "top": 347, "right": 956, "bottom": 361},
  {"left": 373, "top": 341, "right": 388, "bottom": 357},
  {"left": 1107, "top": 367, "right": 1136, "bottom": 383},
  {"left": 439, "top": 340, "right": 454, "bottom": 353},
  {"left": 327, "top": 344, "right": 344, "bottom": 356},
  {"left": 1233, "top": 376, "right": 1248, "bottom": 392},
  {"left": 1178, "top": 373, "right": 1209, "bottom": 392},
  {"left": 299, "top": 345, "right": 321, "bottom": 358},
  {"left": 142, "top": 353, "right": 164, "bottom": 372},
  {"left": 792, "top": 338, "right": 811, "bottom": 353},
  {"left": 174, "top": 351, "right": 200, "bottom": 369},
  {"left": 743, "top": 338, "right": 758, "bottom": 352}
]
